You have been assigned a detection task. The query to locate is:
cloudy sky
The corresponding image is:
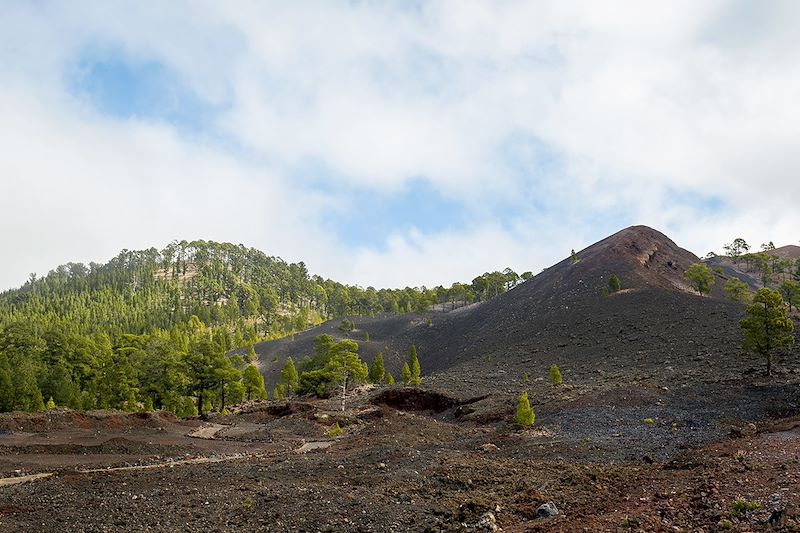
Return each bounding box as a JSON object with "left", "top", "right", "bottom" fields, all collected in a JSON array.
[{"left": 2, "top": 1, "right": 799, "bottom": 291}]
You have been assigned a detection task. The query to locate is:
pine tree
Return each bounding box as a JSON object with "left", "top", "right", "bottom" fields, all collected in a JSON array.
[
  {"left": 684, "top": 263, "right": 716, "bottom": 295},
  {"left": 273, "top": 383, "right": 286, "bottom": 401},
  {"left": 740, "top": 288, "right": 795, "bottom": 375},
  {"left": 243, "top": 364, "right": 267, "bottom": 401},
  {"left": 46, "top": 397, "right": 56, "bottom": 409},
  {"left": 549, "top": 363, "right": 563, "bottom": 386},
  {"left": 779, "top": 280, "right": 800, "bottom": 312},
  {"left": 724, "top": 277, "right": 752, "bottom": 303},
  {"left": 385, "top": 372, "right": 395, "bottom": 385},
  {"left": 246, "top": 344, "right": 257, "bottom": 363},
  {"left": 13, "top": 357, "right": 44, "bottom": 412},
  {"left": 281, "top": 357, "right": 299, "bottom": 395},
  {"left": 401, "top": 362, "right": 412, "bottom": 385},
  {"left": 409, "top": 345, "right": 421, "bottom": 386},
  {"left": 324, "top": 340, "right": 368, "bottom": 411},
  {"left": 369, "top": 353, "right": 385, "bottom": 384},
  {"left": 570, "top": 249, "right": 578, "bottom": 264},
  {"left": 515, "top": 391, "right": 535, "bottom": 427},
  {"left": 0, "top": 353, "right": 13, "bottom": 411}
]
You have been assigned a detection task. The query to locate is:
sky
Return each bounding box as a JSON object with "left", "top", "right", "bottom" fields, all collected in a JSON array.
[{"left": 2, "top": 1, "right": 800, "bottom": 291}]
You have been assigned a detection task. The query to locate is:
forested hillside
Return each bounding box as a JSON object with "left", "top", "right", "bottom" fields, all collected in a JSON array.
[{"left": 0, "top": 239, "right": 527, "bottom": 414}]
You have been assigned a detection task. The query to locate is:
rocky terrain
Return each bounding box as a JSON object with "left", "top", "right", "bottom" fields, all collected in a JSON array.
[{"left": 1, "top": 225, "right": 798, "bottom": 532}]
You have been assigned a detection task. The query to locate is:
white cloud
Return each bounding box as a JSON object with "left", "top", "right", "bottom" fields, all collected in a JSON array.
[{"left": 1, "top": 1, "right": 799, "bottom": 290}]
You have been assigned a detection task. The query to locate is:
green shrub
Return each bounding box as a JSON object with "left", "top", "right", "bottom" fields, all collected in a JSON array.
[
  {"left": 643, "top": 418, "right": 655, "bottom": 426},
  {"left": 549, "top": 364, "right": 563, "bottom": 386},
  {"left": 515, "top": 391, "right": 535, "bottom": 427},
  {"left": 609, "top": 274, "right": 621, "bottom": 293},
  {"left": 327, "top": 422, "right": 343, "bottom": 437},
  {"left": 731, "top": 498, "right": 760, "bottom": 517}
]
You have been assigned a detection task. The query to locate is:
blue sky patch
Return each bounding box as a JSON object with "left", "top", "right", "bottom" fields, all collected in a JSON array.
[
  {"left": 325, "top": 179, "right": 466, "bottom": 249},
  {"left": 66, "top": 51, "right": 217, "bottom": 132}
]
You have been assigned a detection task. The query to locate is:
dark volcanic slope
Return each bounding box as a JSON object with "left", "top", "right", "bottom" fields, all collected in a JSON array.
[{"left": 254, "top": 226, "right": 797, "bottom": 394}]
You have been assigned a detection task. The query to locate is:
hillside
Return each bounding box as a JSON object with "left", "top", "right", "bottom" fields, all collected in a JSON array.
[
  {"left": 0, "top": 240, "right": 419, "bottom": 342},
  {"left": 254, "top": 226, "right": 798, "bottom": 394}
]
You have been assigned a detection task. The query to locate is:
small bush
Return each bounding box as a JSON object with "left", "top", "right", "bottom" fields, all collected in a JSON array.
[
  {"left": 243, "top": 498, "right": 253, "bottom": 510},
  {"left": 643, "top": 418, "right": 655, "bottom": 426},
  {"left": 609, "top": 274, "right": 621, "bottom": 293},
  {"left": 515, "top": 391, "right": 535, "bottom": 427},
  {"left": 549, "top": 364, "right": 563, "bottom": 386},
  {"left": 731, "top": 498, "right": 760, "bottom": 517},
  {"left": 45, "top": 397, "right": 56, "bottom": 410},
  {"left": 327, "top": 422, "right": 343, "bottom": 437}
]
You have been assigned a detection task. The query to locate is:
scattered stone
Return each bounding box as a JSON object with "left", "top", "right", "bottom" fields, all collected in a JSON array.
[
  {"left": 476, "top": 511, "right": 500, "bottom": 532},
  {"left": 536, "top": 501, "right": 559, "bottom": 518},
  {"left": 377, "top": 462, "right": 387, "bottom": 470},
  {"left": 480, "top": 443, "right": 499, "bottom": 452}
]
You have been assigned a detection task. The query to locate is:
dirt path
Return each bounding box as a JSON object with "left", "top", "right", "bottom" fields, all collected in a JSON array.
[{"left": 0, "top": 472, "right": 53, "bottom": 487}]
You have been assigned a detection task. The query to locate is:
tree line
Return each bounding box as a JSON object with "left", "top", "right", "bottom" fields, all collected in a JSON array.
[{"left": 0, "top": 315, "right": 267, "bottom": 415}]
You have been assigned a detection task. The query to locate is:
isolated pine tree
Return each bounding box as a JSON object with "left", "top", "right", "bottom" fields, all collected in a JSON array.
[
  {"left": 740, "top": 288, "right": 795, "bottom": 375},
  {"left": 515, "top": 391, "right": 535, "bottom": 427},
  {"left": 409, "top": 345, "right": 421, "bottom": 386},
  {"left": 385, "top": 372, "right": 395, "bottom": 385},
  {"left": 401, "top": 362, "right": 412, "bottom": 385},
  {"left": 549, "top": 364, "right": 563, "bottom": 386},
  {"left": 46, "top": 397, "right": 56, "bottom": 409},
  {"left": 684, "top": 263, "right": 715, "bottom": 295}
]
